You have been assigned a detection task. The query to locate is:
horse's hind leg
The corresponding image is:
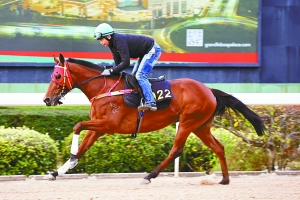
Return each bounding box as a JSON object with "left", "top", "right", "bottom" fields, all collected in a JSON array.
[
  {"left": 143, "top": 125, "right": 190, "bottom": 183},
  {"left": 193, "top": 124, "right": 230, "bottom": 185}
]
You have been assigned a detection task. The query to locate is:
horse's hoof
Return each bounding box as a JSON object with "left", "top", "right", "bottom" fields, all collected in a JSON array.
[
  {"left": 69, "top": 159, "right": 78, "bottom": 169},
  {"left": 140, "top": 178, "right": 151, "bottom": 185},
  {"left": 43, "top": 174, "right": 56, "bottom": 181},
  {"left": 219, "top": 178, "right": 230, "bottom": 185}
]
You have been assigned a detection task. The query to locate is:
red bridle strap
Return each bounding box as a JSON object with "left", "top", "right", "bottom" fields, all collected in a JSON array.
[{"left": 108, "top": 73, "right": 122, "bottom": 92}]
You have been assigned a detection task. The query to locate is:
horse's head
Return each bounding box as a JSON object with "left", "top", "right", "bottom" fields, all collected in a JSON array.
[
  {"left": 43, "top": 54, "right": 74, "bottom": 106},
  {"left": 44, "top": 54, "right": 106, "bottom": 106}
]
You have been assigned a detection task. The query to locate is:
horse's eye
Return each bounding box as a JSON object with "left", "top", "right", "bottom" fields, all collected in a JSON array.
[{"left": 54, "top": 72, "right": 61, "bottom": 80}]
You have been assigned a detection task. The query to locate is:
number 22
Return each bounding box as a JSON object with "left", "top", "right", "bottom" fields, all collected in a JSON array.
[{"left": 152, "top": 89, "right": 171, "bottom": 100}]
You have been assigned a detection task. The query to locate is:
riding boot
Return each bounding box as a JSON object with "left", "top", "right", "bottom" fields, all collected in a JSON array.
[{"left": 137, "top": 81, "right": 157, "bottom": 111}]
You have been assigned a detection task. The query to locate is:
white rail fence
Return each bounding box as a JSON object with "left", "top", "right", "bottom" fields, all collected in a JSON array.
[{"left": 1, "top": 93, "right": 300, "bottom": 106}]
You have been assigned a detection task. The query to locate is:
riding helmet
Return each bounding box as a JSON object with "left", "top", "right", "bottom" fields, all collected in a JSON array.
[{"left": 94, "top": 23, "right": 114, "bottom": 40}]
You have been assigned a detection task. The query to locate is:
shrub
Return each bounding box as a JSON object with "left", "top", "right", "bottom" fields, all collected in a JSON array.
[
  {"left": 212, "top": 128, "right": 267, "bottom": 171},
  {"left": 0, "top": 106, "right": 90, "bottom": 147},
  {"left": 0, "top": 126, "right": 59, "bottom": 176}
]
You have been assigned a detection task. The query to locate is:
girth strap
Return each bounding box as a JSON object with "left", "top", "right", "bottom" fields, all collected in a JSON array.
[{"left": 131, "top": 110, "right": 144, "bottom": 138}]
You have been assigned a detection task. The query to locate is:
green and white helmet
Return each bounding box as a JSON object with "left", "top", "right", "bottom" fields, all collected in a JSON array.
[{"left": 94, "top": 23, "right": 114, "bottom": 40}]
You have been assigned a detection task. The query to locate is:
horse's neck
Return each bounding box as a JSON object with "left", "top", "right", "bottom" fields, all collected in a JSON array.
[
  {"left": 70, "top": 65, "right": 102, "bottom": 100},
  {"left": 70, "top": 63, "right": 125, "bottom": 100}
]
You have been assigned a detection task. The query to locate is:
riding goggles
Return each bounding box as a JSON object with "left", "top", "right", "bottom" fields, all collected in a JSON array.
[
  {"left": 94, "top": 32, "right": 104, "bottom": 40},
  {"left": 94, "top": 31, "right": 114, "bottom": 40}
]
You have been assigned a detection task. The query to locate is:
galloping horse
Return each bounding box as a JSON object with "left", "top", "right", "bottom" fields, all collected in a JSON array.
[{"left": 43, "top": 54, "right": 265, "bottom": 184}]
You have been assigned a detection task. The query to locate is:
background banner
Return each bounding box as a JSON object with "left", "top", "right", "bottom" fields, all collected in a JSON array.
[{"left": 0, "top": 0, "right": 259, "bottom": 66}]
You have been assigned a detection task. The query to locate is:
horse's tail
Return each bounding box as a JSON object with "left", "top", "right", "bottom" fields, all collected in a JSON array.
[{"left": 210, "top": 88, "right": 265, "bottom": 136}]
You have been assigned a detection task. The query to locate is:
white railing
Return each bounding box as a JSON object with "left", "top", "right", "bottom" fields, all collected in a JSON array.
[{"left": 1, "top": 93, "right": 300, "bottom": 106}]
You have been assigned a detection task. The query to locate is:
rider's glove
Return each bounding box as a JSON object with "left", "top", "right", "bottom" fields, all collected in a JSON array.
[{"left": 102, "top": 68, "right": 113, "bottom": 76}]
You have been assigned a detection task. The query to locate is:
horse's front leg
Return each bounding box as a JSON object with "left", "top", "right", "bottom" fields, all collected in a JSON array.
[
  {"left": 44, "top": 117, "right": 117, "bottom": 181},
  {"left": 44, "top": 129, "right": 104, "bottom": 181},
  {"left": 69, "top": 129, "right": 105, "bottom": 170}
]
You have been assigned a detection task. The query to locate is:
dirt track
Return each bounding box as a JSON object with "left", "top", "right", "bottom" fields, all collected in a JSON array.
[{"left": 0, "top": 174, "right": 300, "bottom": 200}]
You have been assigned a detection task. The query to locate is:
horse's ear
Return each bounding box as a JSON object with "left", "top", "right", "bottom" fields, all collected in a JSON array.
[
  {"left": 54, "top": 55, "right": 59, "bottom": 64},
  {"left": 59, "top": 54, "right": 65, "bottom": 64}
]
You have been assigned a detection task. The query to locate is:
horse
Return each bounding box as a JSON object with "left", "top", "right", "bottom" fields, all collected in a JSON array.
[{"left": 43, "top": 54, "right": 265, "bottom": 185}]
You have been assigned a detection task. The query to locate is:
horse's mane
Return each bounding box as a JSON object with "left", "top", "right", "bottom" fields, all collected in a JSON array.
[{"left": 67, "top": 58, "right": 104, "bottom": 72}]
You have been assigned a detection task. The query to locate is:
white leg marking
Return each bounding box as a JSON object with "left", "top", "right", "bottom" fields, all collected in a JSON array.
[{"left": 71, "top": 134, "right": 79, "bottom": 155}]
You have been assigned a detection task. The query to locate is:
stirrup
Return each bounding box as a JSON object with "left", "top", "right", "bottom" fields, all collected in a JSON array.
[{"left": 138, "top": 102, "right": 157, "bottom": 111}]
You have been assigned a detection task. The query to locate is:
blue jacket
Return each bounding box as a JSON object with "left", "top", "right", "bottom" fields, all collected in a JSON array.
[{"left": 108, "top": 33, "right": 154, "bottom": 73}]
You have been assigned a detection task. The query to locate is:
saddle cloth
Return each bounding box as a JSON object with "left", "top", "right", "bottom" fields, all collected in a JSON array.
[{"left": 123, "top": 74, "right": 173, "bottom": 110}]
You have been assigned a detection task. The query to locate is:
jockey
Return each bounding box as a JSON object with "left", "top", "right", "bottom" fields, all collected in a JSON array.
[{"left": 93, "top": 23, "right": 162, "bottom": 111}]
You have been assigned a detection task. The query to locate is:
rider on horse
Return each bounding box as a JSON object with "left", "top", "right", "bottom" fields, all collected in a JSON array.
[{"left": 93, "top": 23, "right": 162, "bottom": 111}]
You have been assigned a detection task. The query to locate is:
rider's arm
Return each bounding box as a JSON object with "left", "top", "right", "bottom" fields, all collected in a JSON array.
[{"left": 110, "top": 40, "right": 130, "bottom": 73}]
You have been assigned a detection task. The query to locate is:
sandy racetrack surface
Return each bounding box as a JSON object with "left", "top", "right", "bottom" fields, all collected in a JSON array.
[{"left": 0, "top": 174, "right": 300, "bottom": 200}]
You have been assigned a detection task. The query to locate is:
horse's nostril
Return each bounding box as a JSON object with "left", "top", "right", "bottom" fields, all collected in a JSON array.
[{"left": 44, "top": 98, "right": 50, "bottom": 104}]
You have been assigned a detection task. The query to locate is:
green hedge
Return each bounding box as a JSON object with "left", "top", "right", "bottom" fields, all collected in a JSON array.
[
  {"left": 0, "top": 126, "right": 59, "bottom": 176},
  {"left": 1, "top": 105, "right": 299, "bottom": 173},
  {"left": 0, "top": 106, "right": 90, "bottom": 146},
  {"left": 0, "top": 106, "right": 214, "bottom": 175},
  {"left": 61, "top": 126, "right": 215, "bottom": 174}
]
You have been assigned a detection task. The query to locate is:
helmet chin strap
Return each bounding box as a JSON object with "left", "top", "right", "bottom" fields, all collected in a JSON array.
[{"left": 104, "top": 34, "right": 112, "bottom": 42}]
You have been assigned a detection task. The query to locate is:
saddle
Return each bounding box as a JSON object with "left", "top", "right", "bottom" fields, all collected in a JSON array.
[{"left": 123, "top": 73, "right": 173, "bottom": 110}]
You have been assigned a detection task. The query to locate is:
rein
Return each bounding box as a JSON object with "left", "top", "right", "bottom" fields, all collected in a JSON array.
[
  {"left": 73, "top": 75, "right": 103, "bottom": 89},
  {"left": 53, "top": 61, "right": 135, "bottom": 103}
]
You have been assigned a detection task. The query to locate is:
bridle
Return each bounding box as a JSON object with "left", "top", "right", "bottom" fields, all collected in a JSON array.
[
  {"left": 51, "top": 61, "right": 125, "bottom": 103},
  {"left": 51, "top": 61, "right": 74, "bottom": 101}
]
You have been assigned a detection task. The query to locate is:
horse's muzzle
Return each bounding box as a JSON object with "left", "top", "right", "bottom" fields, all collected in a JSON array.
[
  {"left": 43, "top": 98, "right": 51, "bottom": 106},
  {"left": 43, "top": 97, "right": 63, "bottom": 106}
]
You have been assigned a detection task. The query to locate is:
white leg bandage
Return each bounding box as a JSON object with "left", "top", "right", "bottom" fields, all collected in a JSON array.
[
  {"left": 71, "top": 134, "right": 79, "bottom": 155},
  {"left": 57, "top": 160, "right": 71, "bottom": 176}
]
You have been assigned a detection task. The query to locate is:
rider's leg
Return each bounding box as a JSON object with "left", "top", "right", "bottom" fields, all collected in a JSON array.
[
  {"left": 132, "top": 58, "right": 141, "bottom": 75},
  {"left": 137, "top": 71, "right": 156, "bottom": 111},
  {"left": 136, "top": 43, "right": 162, "bottom": 111}
]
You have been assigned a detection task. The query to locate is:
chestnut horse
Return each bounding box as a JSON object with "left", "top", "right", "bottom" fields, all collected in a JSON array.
[{"left": 43, "top": 54, "right": 265, "bottom": 184}]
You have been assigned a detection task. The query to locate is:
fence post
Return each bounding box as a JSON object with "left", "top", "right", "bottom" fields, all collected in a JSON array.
[{"left": 174, "top": 122, "right": 179, "bottom": 177}]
